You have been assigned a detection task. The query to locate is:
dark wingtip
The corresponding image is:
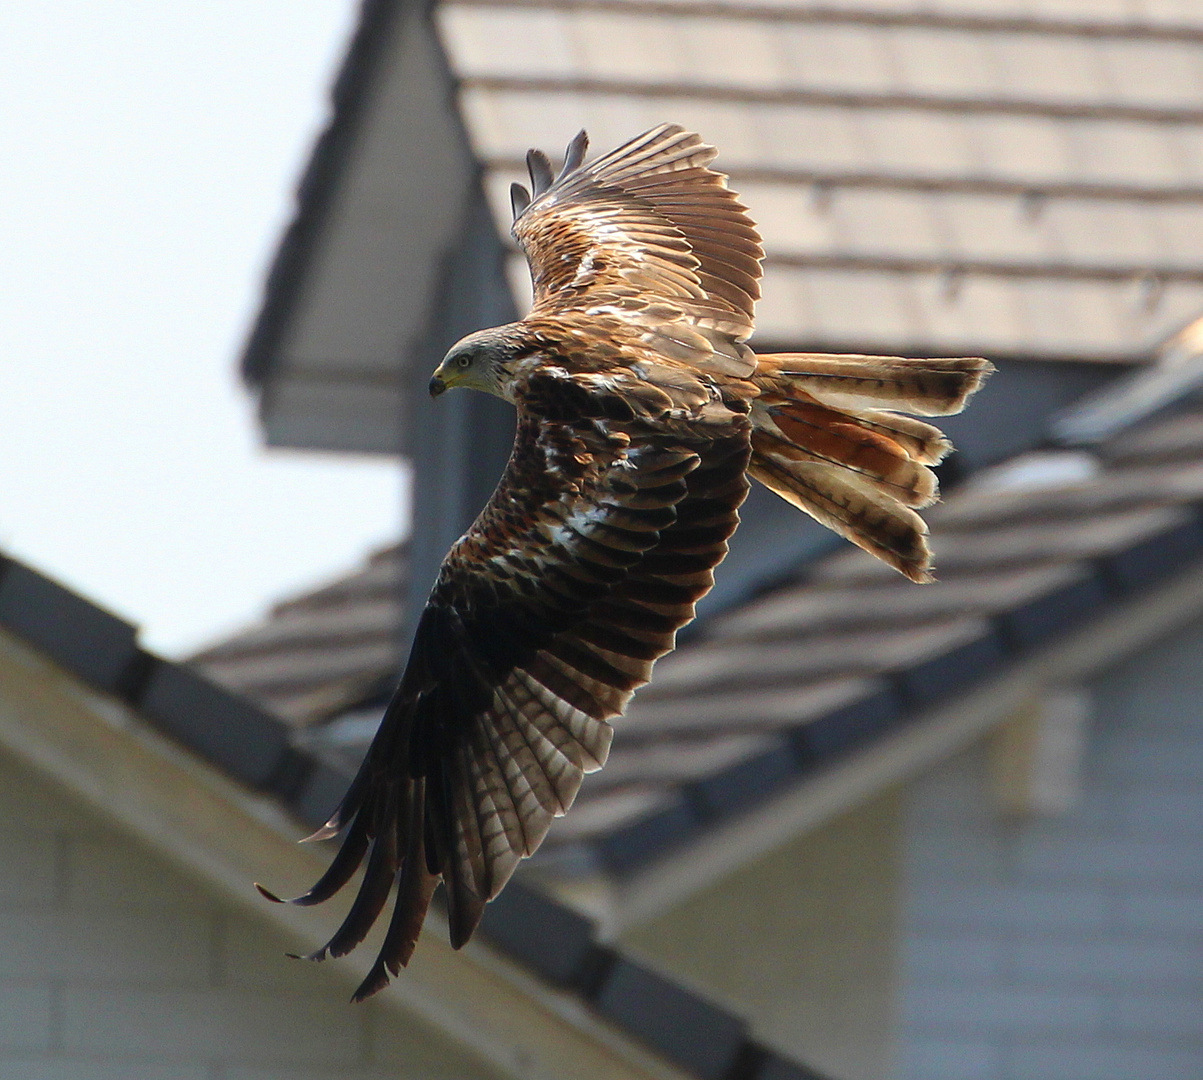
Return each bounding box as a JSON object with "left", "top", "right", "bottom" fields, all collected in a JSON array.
[
  {"left": 285, "top": 947, "right": 330, "bottom": 963},
  {"left": 351, "top": 962, "right": 392, "bottom": 1003},
  {"left": 255, "top": 881, "right": 326, "bottom": 907},
  {"left": 559, "top": 129, "right": 589, "bottom": 178},
  {"left": 526, "top": 148, "right": 554, "bottom": 196},
  {"left": 510, "top": 181, "right": 531, "bottom": 220}
]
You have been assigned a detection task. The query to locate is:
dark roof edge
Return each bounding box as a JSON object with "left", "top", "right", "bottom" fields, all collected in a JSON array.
[
  {"left": 0, "top": 548, "right": 828, "bottom": 1080},
  {"left": 240, "top": 0, "right": 409, "bottom": 388}
]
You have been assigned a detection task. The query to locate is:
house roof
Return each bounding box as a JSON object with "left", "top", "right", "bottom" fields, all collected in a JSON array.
[
  {"left": 0, "top": 548, "right": 831, "bottom": 1080},
  {"left": 436, "top": 0, "right": 1203, "bottom": 361},
  {"left": 241, "top": 0, "right": 1203, "bottom": 453},
  {"left": 190, "top": 543, "right": 407, "bottom": 726},
  {"left": 193, "top": 348, "right": 1203, "bottom": 919}
]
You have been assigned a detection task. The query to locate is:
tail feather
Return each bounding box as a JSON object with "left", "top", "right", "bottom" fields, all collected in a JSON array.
[
  {"left": 755, "top": 353, "right": 993, "bottom": 417},
  {"left": 754, "top": 396, "right": 939, "bottom": 509},
  {"left": 750, "top": 353, "right": 993, "bottom": 580},
  {"left": 750, "top": 436, "right": 934, "bottom": 582},
  {"left": 855, "top": 411, "right": 953, "bottom": 466}
]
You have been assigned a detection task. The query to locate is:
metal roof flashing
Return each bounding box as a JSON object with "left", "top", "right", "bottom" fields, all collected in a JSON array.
[{"left": 1052, "top": 314, "right": 1203, "bottom": 446}]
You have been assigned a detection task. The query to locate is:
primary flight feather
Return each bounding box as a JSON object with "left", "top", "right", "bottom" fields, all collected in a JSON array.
[{"left": 259, "top": 124, "right": 992, "bottom": 999}]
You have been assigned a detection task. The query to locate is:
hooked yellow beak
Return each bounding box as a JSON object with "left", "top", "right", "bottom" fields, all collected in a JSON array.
[{"left": 428, "top": 358, "right": 458, "bottom": 397}]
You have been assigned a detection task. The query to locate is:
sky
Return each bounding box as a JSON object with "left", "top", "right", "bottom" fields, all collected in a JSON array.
[{"left": 1, "top": 2, "right": 408, "bottom": 657}]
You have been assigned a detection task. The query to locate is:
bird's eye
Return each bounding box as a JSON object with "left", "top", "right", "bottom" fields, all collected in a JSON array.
[{"left": 456, "top": 354, "right": 471, "bottom": 369}]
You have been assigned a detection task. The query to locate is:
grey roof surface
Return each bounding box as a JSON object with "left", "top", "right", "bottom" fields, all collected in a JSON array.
[
  {"left": 193, "top": 387, "right": 1203, "bottom": 879},
  {"left": 437, "top": 0, "right": 1203, "bottom": 360},
  {"left": 191, "top": 544, "right": 406, "bottom": 726}
]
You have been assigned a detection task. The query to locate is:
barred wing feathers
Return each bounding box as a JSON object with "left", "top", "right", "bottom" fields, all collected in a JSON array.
[
  {"left": 512, "top": 125, "right": 765, "bottom": 377},
  {"left": 261, "top": 374, "right": 750, "bottom": 1000}
]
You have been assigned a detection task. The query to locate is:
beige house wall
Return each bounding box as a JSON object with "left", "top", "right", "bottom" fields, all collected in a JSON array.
[
  {"left": 621, "top": 787, "right": 904, "bottom": 1080},
  {"left": 0, "top": 746, "right": 504, "bottom": 1080}
]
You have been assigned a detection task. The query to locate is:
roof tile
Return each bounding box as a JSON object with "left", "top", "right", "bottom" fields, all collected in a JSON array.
[
  {"left": 776, "top": 24, "right": 897, "bottom": 94},
  {"left": 860, "top": 110, "right": 979, "bottom": 175},
  {"left": 623, "top": 677, "right": 880, "bottom": 736},
  {"left": 137, "top": 660, "right": 293, "bottom": 791},
  {"left": 595, "top": 793, "right": 699, "bottom": 872},
  {"left": 571, "top": 10, "right": 692, "bottom": 82},
  {"left": 439, "top": 0, "right": 1203, "bottom": 359},
  {"left": 1069, "top": 120, "right": 1187, "bottom": 187},
  {"left": 1099, "top": 39, "right": 1203, "bottom": 108},
  {"left": 967, "top": 113, "right": 1078, "bottom": 184},
  {"left": 992, "top": 32, "right": 1111, "bottom": 104},
  {"left": 889, "top": 27, "right": 1006, "bottom": 99},
  {"left": 828, "top": 189, "right": 947, "bottom": 257},
  {"left": 438, "top": 6, "right": 581, "bottom": 78},
  {"left": 679, "top": 17, "right": 788, "bottom": 89},
  {"left": 686, "top": 737, "right": 800, "bottom": 822}
]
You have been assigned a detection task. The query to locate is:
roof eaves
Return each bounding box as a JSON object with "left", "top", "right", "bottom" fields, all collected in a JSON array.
[
  {"left": 443, "top": 0, "right": 1203, "bottom": 44},
  {"left": 0, "top": 549, "right": 830, "bottom": 1080},
  {"left": 240, "top": 0, "right": 408, "bottom": 389}
]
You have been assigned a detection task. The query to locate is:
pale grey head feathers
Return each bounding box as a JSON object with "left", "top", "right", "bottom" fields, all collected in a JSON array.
[{"left": 430, "top": 325, "right": 530, "bottom": 399}]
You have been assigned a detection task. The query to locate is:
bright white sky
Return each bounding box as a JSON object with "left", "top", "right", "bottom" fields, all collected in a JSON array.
[{"left": 1, "top": 2, "right": 408, "bottom": 657}]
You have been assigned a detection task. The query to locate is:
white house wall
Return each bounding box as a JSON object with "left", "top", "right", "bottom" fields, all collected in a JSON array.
[
  {"left": 0, "top": 747, "right": 503, "bottom": 1080},
  {"left": 619, "top": 788, "right": 904, "bottom": 1080},
  {"left": 898, "top": 617, "right": 1203, "bottom": 1080}
]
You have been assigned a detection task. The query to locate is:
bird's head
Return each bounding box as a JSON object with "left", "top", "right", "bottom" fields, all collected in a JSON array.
[{"left": 429, "top": 326, "right": 527, "bottom": 401}]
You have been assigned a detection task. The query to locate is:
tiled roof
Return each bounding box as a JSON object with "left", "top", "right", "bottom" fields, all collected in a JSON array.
[
  {"left": 436, "top": 0, "right": 1203, "bottom": 360},
  {"left": 194, "top": 386, "right": 1203, "bottom": 881},
  {"left": 190, "top": 545, "right": 405, "bottom": 726},
  {"left": 0, "top": 550, "right": 831, "bottom": 1080}
]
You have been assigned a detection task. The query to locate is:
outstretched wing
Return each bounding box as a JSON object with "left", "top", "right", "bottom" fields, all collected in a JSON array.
[
  {"left": 262, "top": 372, "right": 750, "bottom": 1000},
  {"left": 511, "top": 124, "right": 765, "bottom": 377}
]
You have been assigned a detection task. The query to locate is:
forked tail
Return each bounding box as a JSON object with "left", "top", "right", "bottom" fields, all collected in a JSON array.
[{"left": 748, "top": 352, "right": 994, "bottom": 581}]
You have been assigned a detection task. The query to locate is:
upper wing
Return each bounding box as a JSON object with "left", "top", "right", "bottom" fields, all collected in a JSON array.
[
  {"left": 261, "top": 373, "right": 750, "bottom": 1000},
  {"left": 511, "top": 124, "right": 765, "bottom": 376}
]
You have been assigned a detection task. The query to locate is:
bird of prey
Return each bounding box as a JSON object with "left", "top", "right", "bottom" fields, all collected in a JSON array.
[{"left": 259, "top": 124, "right": 992, "bottom": 999}]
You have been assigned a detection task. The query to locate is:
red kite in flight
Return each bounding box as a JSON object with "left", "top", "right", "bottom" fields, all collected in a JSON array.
[{"left": 260, "top": 124, "right": 991, "bottom": 999}]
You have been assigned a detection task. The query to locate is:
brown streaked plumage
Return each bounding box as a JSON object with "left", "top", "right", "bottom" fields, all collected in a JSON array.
[{"left": 258, "top": 124, "right": 992, "bottom": 999}]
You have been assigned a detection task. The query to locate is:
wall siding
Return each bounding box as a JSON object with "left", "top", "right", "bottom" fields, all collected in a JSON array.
[
  {"left": 622, "top": 788, "right": 903, "bottom": 1080},
  {"left": 898, "top": 617, "right": 1203, "bottom": 1080},
  {"left": 0, "top": 748, "right": 502, "bottom": 1080}
]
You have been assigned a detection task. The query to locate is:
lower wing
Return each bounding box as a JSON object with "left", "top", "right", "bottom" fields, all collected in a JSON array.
[{"left": 260, "top": 393, "right": 750, "bottom": 999}]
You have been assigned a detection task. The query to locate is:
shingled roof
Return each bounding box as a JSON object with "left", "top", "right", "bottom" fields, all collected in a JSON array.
[
  {"left": 437, "top": 0, "right": 1203, "bottom": 361},
  {"left": 190, "top": 544, "right": 406, "bottom": 726}
]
